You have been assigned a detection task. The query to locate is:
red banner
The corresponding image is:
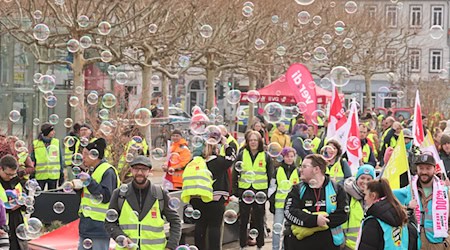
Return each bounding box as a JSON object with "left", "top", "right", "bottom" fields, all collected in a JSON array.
[
  {"left": 412, "top": 90, "right": 424, "bottom": 146},
  {"left": 285, "top": 64, "right": 317, "bottom": 125}
]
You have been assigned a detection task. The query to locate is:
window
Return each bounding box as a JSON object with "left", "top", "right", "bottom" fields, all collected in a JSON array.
[
  {"left": 386, "top": 6, "right": 398, "bottom": 28},
  {"left": 366, "top": 5, "right": 377, "bottom": 19},
  {"left": 409, "top": 49, "right": 421, "bottom": 72},
  {"left": 429, "top": 49, "right": 443, "bottom": 72},
  {"left": 410, "top": 6, "right": 422, "bottom": 27},
  {"left": 385, "top": 49, "right": 396, "bottom": 69},
  {"left": 431, "top": 6, "right": 443, "bottom": 26}
]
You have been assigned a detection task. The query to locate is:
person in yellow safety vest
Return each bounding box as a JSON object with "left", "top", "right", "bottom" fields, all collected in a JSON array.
[
  {"left": 291, "top": 124, "right": 312, "bottom": 166},
  {"left": 366, "top": 131, "right": 379, "bottom": 159},
  {"left": 232, "top": 131, "right": 272, "bottom": 250},
  {"left": 105, "top": 155, "right": 181, "bottom": 250},
  {"left": 342, "top": 164, "right": 375, "bottom": 249},
  {"left": 271, "top": 123, "right": 291, "bottom": 148},
  {"left": 324, "top": 140, "right": 352, "bottom": 184},
  {"left": 307, "top": 125, "right": 322, "bottom": 154},
  {"left": 31, "top": 123, "right": 64, "bottom": 190},
  {"left": 72, "top": 138, "right": 119, "bottom": 250},
  {"left": 378, "top": 117, "right": 395, "bottom": 162},
  {"left": 268, "top": 147, "right": 299, "bottom": 250},
  {"left": 359, "top": 124, "right": 377, "bottom": 167},
  {"left": 283, "top": 154, "right": 348, "bottom": 249},
  {"left": 0, "top": 155, "right": 27, "bottom": 249},
  {"left": 379, "top": 121, "right": 402, "bottom": 166},
  {"left": 218, "top": 125, "right": 238, "bottom": 155},
  {"left": 1, "top": 136, "right": 34, "bottom": 181},
  {"left": 117, "top": 135, "right": 149, "bottom": 177},
  {"left": 64, "top": 123, "right": 82, "bottom": 181},
  {"left": 184, "top": 138, "right": 236, "bottom": 249}
]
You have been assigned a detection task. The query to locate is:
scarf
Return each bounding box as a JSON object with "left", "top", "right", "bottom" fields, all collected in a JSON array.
[{"left": 412, "top": 175, "right": 449, "bottom": 238}]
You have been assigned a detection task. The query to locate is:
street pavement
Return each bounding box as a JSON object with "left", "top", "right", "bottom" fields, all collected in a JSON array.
[{"left": 149, "top": 159, "right": 275, "bottom": 250}]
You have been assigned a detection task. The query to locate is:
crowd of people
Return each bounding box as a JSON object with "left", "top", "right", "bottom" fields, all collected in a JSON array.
[{"left": 0, "top": 107, "right": 449, "bottom": 250}]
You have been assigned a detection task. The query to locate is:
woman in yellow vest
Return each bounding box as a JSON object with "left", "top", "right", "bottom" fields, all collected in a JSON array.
[
  {"left": 185, "top": 135, "right": 236, "bottom": 250},
  {"left": 232, "top": 131, "right": 272, "bottom": 250},
  {"left": 342, "top": 164, "right": 375, "bottom": 249},
  {"left": 324, "top": 140, "right": 352, "bottom": 184},
  {"left": 269, "top": 147, "right": 299, "bottom": 250}
]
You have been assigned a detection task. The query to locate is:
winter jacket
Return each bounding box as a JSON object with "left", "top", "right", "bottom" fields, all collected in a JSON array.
[
  {"left": 439, "top": 150, "right": 450, "bottom": 174},
  {"left": 205, "top": 145, "right": 236, "bottom": 198},
  {"left": 271, "top": 129, "right": 291, "bottom": 147},
  {"left": 283, "top": 176, "right": 349, "bottom": 249},
  {"left": 291, "top": 133, "right": 313, "bottom": 160},
  {"left": 358, "top": 198, "right": 417, "bottom": 250}
]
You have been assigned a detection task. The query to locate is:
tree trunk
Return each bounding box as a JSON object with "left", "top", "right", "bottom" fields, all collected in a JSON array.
[
  {"left": 364, "top": 73, "right": 373, "bottom": 110},
  {"left": 141, "top": 66, "right": 153, "bottom": 108},
  {"left": 72, "top": 52, "right": 85, "bottom": 122},
  {"left": 266, "top": 67, "right": 272, "bottom": 86},
  {"left": 206, "top": 67, "right": 216, "bottom": 110},
  {"left": 162, "top": 74, "right": 169, "bottom": 117},
  {"left": 248, "top": 74, "right": 256, "bottom": 125}
]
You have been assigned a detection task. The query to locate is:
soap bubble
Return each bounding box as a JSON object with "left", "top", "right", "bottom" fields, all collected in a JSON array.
[
  {"left": 279, "top": 180, "right": 292, "bottom": 194},
  {"left": 72, "top": 166, "right": 82, "bottom": 175},
  {"left": 61, "top": 118, "right": 73, "bottom": 128},
  {"left": 151, "top": 148, "right": 165, "bottom": 160},
  {"left": 178, "top": 55, "right": 190, "bottom": 68},
  {"left": 77, "top": 172, "right": 91, "bottom": 187},
  {"left": 334, "top": 21, "right": 346, "bottom": 35},
  {"left": 273, "top": 223, "right": 283, "bottom": 234},
  {"left": 46, "top": 95, "right": 57, "bottom": 108},
  {"left": 88, "top": 149, "right": 99, "bottom": 160},
  {"left": 242, "top": 190, "right": 256, "bottom": 204},
  {"left": 191, "top": 136, "right": 204, "bottom": 148},
  {"left": 430, "top": 25, "right": 444, "bottom": 39},
  {"left": 344, "top": 1, "right": 358, "bottom": 14},
  {"left": 119, "top": 184, "right": 128, "bottom": 193},
  {"left": 53, "top": 201, "right": 65, "bottom": 214},
  {"left": 267, "top": 142, "right": 283, "bottom": 157},
  {"left": 26, "top": 217, "right": 43, "bottom": 234},
  {"left": 38, "top": 75, "right": 56, "bottom": 93},
  {"left": 25, "top": 179, "right": 39, "bottom": 191},
  {"left": 69, "top": 96, "right": 80, "bottom": 107},
  {"left": 247, "top": 90, "right": 261, "bottom": 103},
  {"left": 72, "top": 153, "right": 83, "bottom": 166},
  {"left": 134, "top": 108, "right": 152, "bottom": 127},
  {"left": 82, "top": 238, "right": 93, "bottom": 249},
  {"left": 115, "top": 72, "right": 129, "bottom": 85},
  {"left": 254, "top": 38, "right": 266, "bottom": 50},
  {"left": 377, "top": 86, "right": 391, "bottom": 98},
  {"left": 33, "top": 24, "right": 50, "bottom": 41},
  {"left": 106, "top": 209, "right": 119, "bottom": 222},
  {"left": 313, "top": 15, "right": 322, "bottom": 25},
  {"left": 223, "top": 209, "right": 238, "bottom": 224},
  {"left": 296, "top": 102, "right": 308, "bottom": 114},
  {"left": 297, "top": 11, "right": 311, "bottom": 25},
  {"left": 295, "top": 0, "right": 315, "bottom": 5},
  {"left": 90, "top": 194, "right": 103, "bottom": 205},
  {"left": 190, "top": 114, "right": 209, "bottom": 135},
  {"left": 115, "top": 235, "right": 127, "bottom": 248},
  {"left": 320, "top": 145, "right": 336, "bottom": 161},
  {"left": 199, "top": 24, "right": 213, "bottom": 38},
  {"left": 276, "top": 45, "right": 286, "bottom": 56},
  {"left": 78, "top": 35, "right": 92, "bottom": 49},
  {"left": 263, "top": 102, "right": 284, "bottom": 124},
  {"left": 330, "top": 66, "right": 350, "bottom": 87},
  {"left": 184, "top": 206, "right": 194, "bottom": 217},
  {"left": 16, "top": 224, "right": 28, "bottom": 240},
  {"left": 343, "top": 38, "right": 354, "bottom": 49},
  {"left": 249, "top": 228, "right": 259, "bottom": 239},
  {"left": 102, "top": 93, "right": 117, "bottom": 108},
  {"left": 234, "top": 161, "right": 244, "bottom": 172},
  {"left": 397, "top": 90, "right": 405, "bottom": 99},
  {"left": 192, "top": 209, "right": 201, "bottom": 219},
  {"left": 63, "top": 136, "right": 76, "bottom": 147},
  {"left": 26, "top": 206, "right": 35, "bottom": 214},
  {"left": 313, "top": 47, "right": 327, "bottom": 61},
  {"left": 169, "top": 152, "right": 181, "bottom": 165},
  {"left": 168, "top": 197, "right": 181, "bottom": 210},
  {"left": 205, "top": 125, "right": 222, "bottom": 145},
  {"left": 87, "top": 92, "right": 99, "bottom": 105},
  {"left": 98, "top": 21, "right": 112, "bottom": 35},
  {"left": 255, "top": 191, "right": 267, "bottom": 204},
  {"left": 77, "top": 15, "right": 90, "bottom": 28},
  {"left": 62, "top": 181, "right": 74, "bottom": 193},
  {"left": 226, "top": 90, "right": 241, "bottom": 105},
  {"left": 67, "top": 39, "right": 80, "bottom": 53},
  {"left": 49, "top": 114, "right": 59, "bottom": 125},
  {"left": 33, "top": 118, "right": 41, "bottom": 126},
  {"left": 148, "top": 23, "right": 158, "bottom": 33}
]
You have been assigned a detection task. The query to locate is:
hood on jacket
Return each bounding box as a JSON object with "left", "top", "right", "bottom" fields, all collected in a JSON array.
[
  {"left": 343, "top": 177, "right": 364, "bottom": 200},
  {"left": 366, "top": 198, "right": 404, "bottom": 227}
]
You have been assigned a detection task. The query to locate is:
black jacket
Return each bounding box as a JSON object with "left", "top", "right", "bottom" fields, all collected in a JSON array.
[
  {"left": 358, "top": 198, "right": 417, "bottom": 250},
  {"left": 440, "top": 150, "right": 450, "bottom": 174},
  {"left": 283, "top": 176, "right": 349, "bottom": 249},
  {"left": 206, "top": 145, "right": 236, "bottom": 196}
]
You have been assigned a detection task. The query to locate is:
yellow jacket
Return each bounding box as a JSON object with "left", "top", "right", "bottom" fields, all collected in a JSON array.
[{"left": 270, "top": 129, "right": 291, "bottom": 147}]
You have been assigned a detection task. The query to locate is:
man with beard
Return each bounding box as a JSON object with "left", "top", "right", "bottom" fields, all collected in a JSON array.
[
  {"left": 105, "top": 155, "right": 181, "bottom": 250},
  {"left": 396, "top": 153, "right": 450, "bottom": 249}
]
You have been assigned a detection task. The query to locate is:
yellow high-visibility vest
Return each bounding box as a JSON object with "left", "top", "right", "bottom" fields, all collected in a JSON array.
[
  {"left": 181, "top": 157, "right": 213, "bottom": 203},
  {"left": 33, "top": 138, "right": 61, "bottom": 180},
  {"left": 275, "top": 167, "right": 299, "bottom": 208},
  {"left": 238, "top": 149, "right": 268, "bottom": 190}
]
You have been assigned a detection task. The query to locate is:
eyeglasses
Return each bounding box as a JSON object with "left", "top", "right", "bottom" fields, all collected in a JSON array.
[
  {"left": 3, "top": 171, "right": 17, "bottom": 177},
  {"left": 300, "top": 164, "right": 314, "bottom": 169},
  {"left": 131, "top": 167, "right": 150, "bottom": 173}
]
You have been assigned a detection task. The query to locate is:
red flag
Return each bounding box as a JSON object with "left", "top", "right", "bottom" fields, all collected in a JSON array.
[
  {"left": 412, "top": 90, "right": 424, "bottom": 146},
  {"left": 346, "top": 101, "right": 362, "bottom": 175},
  {"left": 326, "top": 86, "right": 348, "bottom": 148},
  {"left": 285, "top": 64, "right": 317, "bottom": 125}
]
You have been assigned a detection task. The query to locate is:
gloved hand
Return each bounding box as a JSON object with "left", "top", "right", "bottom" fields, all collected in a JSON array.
[{"left": 291, "top": 210, "right": 329, "bottom": 240}]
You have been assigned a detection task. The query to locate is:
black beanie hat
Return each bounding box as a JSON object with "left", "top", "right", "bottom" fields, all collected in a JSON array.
[
  {"left": 41, "top": 123, "right": 54, "bottom": 136},
  {"left": 86, "top": 138, "right": 107, "bottom": 159}
]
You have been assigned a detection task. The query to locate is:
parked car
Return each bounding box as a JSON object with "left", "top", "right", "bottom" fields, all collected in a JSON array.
[{"left": 375, "top": 107, "right": 413, "bottom": 120}]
